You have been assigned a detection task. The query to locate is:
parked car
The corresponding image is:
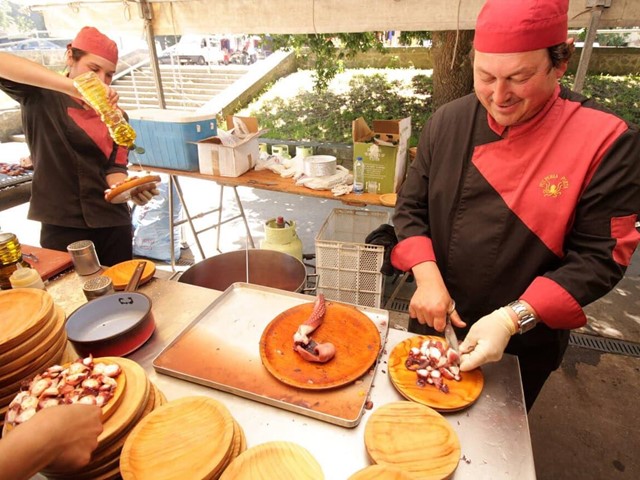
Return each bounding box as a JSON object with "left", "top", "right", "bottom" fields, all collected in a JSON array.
[
  {"left": 158, "top": 35, "right": 225, "bottom": 65},
  {"left": 5, "top": 39, "right": 63, "bottom": 51}
]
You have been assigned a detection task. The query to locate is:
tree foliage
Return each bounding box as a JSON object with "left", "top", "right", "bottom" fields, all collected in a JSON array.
[
  {"left": 267, "top": 33, "right": 386, "bottom": 91},
  {"left": 0, "top": 1, "right": 36, "bottom": 33}
]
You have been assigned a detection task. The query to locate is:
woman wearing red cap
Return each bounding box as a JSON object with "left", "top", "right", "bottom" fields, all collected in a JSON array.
[
  {"left": 0, "top": 26, "right": 157, "bottom": 265},
  {"left": 392, "top": 0, "right": 640, "bottom": 410}
]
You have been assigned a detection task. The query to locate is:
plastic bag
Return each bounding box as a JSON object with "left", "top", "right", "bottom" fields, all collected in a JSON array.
[{"left": 132, "top": 175, "right": 182, "bottom": 262}]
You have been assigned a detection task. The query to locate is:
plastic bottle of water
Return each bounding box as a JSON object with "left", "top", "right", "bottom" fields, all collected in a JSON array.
[
  {"left": 353, "top": 156, "right": 365, "bottom": 194},
  {"left": 73, "top": 71, "right": 137, "bottom": 149}
]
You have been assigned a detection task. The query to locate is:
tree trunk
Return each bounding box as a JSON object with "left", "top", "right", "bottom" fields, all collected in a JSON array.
[{"left": 432, "top": 30, "right": 475, "bottom": 110}]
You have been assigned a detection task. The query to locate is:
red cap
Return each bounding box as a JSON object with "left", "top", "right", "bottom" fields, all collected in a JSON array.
[
  {"left": 474, "top": 0, "right": 569, "bottom": 53},
  {"left": 71, "top": 26, "right": 118, "bottom": 66}
]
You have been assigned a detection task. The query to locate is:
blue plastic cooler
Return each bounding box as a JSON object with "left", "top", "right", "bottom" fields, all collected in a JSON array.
[{"left": 127, "top": 109, "right": 217, "bottom": 171}]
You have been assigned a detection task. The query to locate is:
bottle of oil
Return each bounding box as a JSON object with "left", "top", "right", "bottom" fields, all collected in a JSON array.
[
  {"left": 0, "top": 232, "right": 30, "bottom": 290},
  {"left": 73, "top": 71, "right": 137, "bottom": 149}
]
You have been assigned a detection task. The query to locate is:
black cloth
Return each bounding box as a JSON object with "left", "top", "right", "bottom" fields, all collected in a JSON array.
[
  {"left": 365, "top": 224, "right": 402, "bottom": 276},
  {"left": 41, "top": 223, "right": 133, "bottom": 267}
]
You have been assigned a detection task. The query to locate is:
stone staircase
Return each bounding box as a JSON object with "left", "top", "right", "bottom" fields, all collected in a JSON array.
[{"left": 112, "top": 63, "right": 251, "bottom": 111}]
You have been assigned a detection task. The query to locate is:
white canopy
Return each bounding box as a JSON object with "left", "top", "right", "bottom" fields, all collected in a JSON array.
[{"left": 16, "top": 0, "right": 640, "bottom": 37}]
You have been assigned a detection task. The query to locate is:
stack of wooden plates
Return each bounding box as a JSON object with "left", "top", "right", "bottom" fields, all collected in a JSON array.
[
  {"left": 0, "top": 289, "right": 65, "bottom": 432},
  {"left": 220, "top": 441, "right": 324, "bottom": 479},
  {"left": 38, "top": 357, "right": 166, "bottom": 480},
  {"left": 120, "top": 396, "right": 246, "bottom": 480},
  {"left": 363, "top": 401, "right": 460, "bottom": 480}
]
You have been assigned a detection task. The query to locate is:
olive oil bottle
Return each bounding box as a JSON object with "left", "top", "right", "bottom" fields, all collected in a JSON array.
[
  {"left": 0, "top": 232, "right": 30, "bottom": 290},
  {"left": 73, "top": 71, "right": 137, "bottom": 148}
]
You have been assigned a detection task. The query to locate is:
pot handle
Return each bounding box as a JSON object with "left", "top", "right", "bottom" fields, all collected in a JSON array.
[{"left": 125, "top": 261, "right": 147, "bottom": 292}]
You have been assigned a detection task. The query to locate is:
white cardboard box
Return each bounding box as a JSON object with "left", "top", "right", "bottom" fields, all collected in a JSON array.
[{"left": 196, "top": 130, "right": 263, "bottom": 177}]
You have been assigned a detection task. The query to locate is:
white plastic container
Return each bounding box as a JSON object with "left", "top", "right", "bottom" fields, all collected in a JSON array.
[
  {"left": 303, "top": 155, "right": 337, "bottom": 177},
  {"left": 9, "top": 264, "right": 45, "bottom": 290},
  {"left": 315, "top": 208, "right": 390, "bottom": 307}
]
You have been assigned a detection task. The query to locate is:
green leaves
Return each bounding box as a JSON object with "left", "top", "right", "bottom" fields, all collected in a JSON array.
[{"left": 244, "top": 70, "right": 434, "bottom": 145}]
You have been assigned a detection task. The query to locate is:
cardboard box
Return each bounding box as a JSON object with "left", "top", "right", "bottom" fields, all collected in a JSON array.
[
  {"left": 352, "top": 117, "right": 411, "bottom": 194},
  {"left": 127, "top": 109, "right": 217, "bottom": 171},
  {"left": 196, "top": 116, "right": 265, "bottom": 177}
]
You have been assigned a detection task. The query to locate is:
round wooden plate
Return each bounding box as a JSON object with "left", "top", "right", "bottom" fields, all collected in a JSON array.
[
  {"left": 0, "top": 289, "right": 54, "bottom": 354},
  {"left": 120, "top": 396, "right": 235, "bottom": 480},
  {"left": 348, "top": 464, "right": 415, "bottom": 480},
  {"left": 379, "top": 193, "right": 397, "bottom": 207},
  {"left": 260, "top": 300, "right": 381, "bottom": 390},
  {"left": 220, "top": 441, "right": 324, "bottom": 480},
  {"left": 388, "top": 335, "right": 483, "bottom": 412},
  {"left": 105, "top": 175, "right": 160, "bottom": 204},
  {"left": 101, "top": 259, "right": 156, "bottom": 290},
  {"left": 0, "top": 305, "right": 63, "bottom": 377},
  {"left": 364, "top": 401, "right": 460, "bottom": 480}
]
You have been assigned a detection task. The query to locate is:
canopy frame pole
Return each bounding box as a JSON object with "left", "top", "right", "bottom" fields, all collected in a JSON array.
[
  {"left": 573, "top": 0, "right": 611, "bottom": 93},
  {"left": 139, "top": 0, "right": 166, "bottom": 108}
]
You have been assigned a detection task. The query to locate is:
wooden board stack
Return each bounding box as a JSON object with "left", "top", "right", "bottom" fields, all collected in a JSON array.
[
  {"left": 0, "top": 289, "right": 65, "bottom": 432},
  {"left": 120, "top": 396, "right": 247, "bottom": 480}
]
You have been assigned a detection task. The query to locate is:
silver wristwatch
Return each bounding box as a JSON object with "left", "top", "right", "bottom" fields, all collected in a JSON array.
[{"left": 507, "top": 301, "right": 538, "bottom": 334}]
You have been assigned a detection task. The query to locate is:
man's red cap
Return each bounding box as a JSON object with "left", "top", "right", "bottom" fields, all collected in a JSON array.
[
  {"left": 70, "top": 26, "right": 118, "bottom": 66},
  {"left": 474, "top": 0, "right": 569, "bottom": 53}
]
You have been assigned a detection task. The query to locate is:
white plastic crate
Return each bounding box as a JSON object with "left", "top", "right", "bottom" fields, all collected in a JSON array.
[{"left": 315, "top": 208, "right": 391, "bottom": 308}]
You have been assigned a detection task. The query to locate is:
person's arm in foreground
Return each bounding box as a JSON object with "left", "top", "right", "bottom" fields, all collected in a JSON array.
[
  {"left": 0, "top": 404, "right": 103, "bottom": 480},
  {"left": 0, "top": 52, "right": 78, "bottom": 98}
]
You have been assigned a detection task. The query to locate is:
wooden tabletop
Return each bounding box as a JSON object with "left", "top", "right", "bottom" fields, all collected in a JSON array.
[{"left": 130, "top": 165, "right": 391, "bottom": 208}]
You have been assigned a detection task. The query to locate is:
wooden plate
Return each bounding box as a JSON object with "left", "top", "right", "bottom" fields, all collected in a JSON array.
[
  {"left": 97, "top": 357, "right": 149, "bottom": 448},
  {"left": 260, "top": 300, "right": 381, "bottom": 390},
  {"left": 348, "top": 464, "right": 415, "bottom": 480},
  {"left": 364, "top": 401, "right": 460, "bottom": 480},
  {"left": 105, "top": 175, "right": 160, "bottom": 204},
  {"left": 388, "top": 335, "right": 484, "bottom": 412},
  {"left": 379, "top": 193, "right": 397, "bottom": 207},
  {"left": 119, "top": 396, "right": 235, "bottom": 480},
  {"left": 220, "top": 441, "right": 324, "bottom": 480},
  {"left": 101, "top": 259, "right": 156, "bottom": 290},
  {"left": 0, "top": 289, "right": 54, "bottom": 354},
  {"left": 0, "top": 305, "right": 63, "bottom": 377}
]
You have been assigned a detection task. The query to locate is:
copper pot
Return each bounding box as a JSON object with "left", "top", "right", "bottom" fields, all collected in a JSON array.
[{"left": 178, "top": 249, "right": 308, "bottom": 292}]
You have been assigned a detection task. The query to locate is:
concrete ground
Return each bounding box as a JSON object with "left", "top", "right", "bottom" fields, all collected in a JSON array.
[{"left": 1, "top": 174, "right": 638, "bottom": 479}]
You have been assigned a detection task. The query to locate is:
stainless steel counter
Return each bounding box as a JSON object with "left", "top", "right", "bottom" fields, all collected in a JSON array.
[{"left": 47, "top": 271, "right": 536, "bottom": 480}]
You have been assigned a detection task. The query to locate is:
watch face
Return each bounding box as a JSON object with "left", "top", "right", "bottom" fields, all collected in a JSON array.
[{"left": 518, "top": 317, "right": 537, "bottom": 334}]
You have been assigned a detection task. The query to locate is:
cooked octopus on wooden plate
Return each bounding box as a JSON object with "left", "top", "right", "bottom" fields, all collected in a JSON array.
[
  {"left": 3, "top": 356, "right": 126, "bottom": 431},
  {"left": 260, "top": 294, "right": 381, "bottom": 390},
  {"left": 388, "top": 335, "right": 484, "bottom": 412}
]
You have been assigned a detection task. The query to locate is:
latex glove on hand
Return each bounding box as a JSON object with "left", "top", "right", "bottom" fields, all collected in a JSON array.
[
  {"left": 458, "top": 307, "right": 516, "bottom": 371},
  {"left": 131, "top": 185, "right": 160, "bottom": 206}
]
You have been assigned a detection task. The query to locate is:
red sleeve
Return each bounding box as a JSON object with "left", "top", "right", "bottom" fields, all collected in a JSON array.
[
  {"left": 521, "top": 276, "right": 586, "bottom": 329},
  {"left": 390, "top": 236, "right": 436, "bottom": 272}
]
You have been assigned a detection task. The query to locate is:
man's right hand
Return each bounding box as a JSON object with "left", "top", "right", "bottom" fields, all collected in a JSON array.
[{"left": 408, "top": 261, "right": 466, "bottom": 332}]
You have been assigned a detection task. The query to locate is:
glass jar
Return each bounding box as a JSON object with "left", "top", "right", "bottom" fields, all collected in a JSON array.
[{"left": 0, "top": 233, "right": 30, "bottom": 290}]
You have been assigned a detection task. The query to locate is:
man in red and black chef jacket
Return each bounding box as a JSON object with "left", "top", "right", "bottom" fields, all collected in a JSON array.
[{"left": 391, "top": 0, "right": 640, "bottom": 411}]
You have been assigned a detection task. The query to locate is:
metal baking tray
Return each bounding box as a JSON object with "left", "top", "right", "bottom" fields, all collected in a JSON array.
[{"left": 153, "top": 282, "right": 389, "bottom": 427}]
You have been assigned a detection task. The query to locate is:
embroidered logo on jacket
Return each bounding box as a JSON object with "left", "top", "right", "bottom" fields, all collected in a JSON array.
[{"left": 539, "top": 174, "right": 569, "bottom": 197}]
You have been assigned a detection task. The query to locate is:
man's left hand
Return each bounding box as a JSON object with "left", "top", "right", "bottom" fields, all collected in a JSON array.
[{"left": 458, "top": 307, "right": 516, "bottom": 371}]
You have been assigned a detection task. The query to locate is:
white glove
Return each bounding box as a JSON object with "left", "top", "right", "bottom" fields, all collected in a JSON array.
[
  {"left": 458, "top": 307, "right": 516, "bottom": 371},
  {"left": 131, "top": 187, "right": 159, "bottom": 206}
]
